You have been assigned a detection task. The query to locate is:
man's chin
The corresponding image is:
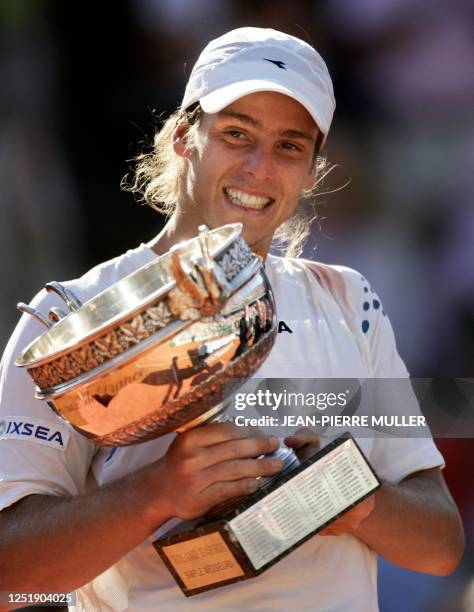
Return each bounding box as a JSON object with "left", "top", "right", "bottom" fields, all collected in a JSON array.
[
  {"left": 202, "top": 213, "right": 271, "bottom": 255},
  {"left": 240, "top": 231, "right": 271, "bottom": 257}
]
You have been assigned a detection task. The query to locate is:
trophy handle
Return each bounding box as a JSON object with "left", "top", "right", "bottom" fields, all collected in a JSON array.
[
  {"left": 45, "top": 281, "right": 83, "bottom": 312},
  {"left": 16, "top": 283, "right": 81, "bottom": 331},
  {"left": 17, "top": 303, "right": 53, "bottom": 329},
  {"left": 48, "top": 307, "right": 68, "bottom": 323},
  {"left": 198, "top": 224, "right": 212, "bottom": 267}
]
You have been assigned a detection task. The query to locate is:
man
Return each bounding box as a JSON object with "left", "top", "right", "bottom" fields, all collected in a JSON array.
[{"left": 0, "top": 27, "right": 464, "bottom": 611}]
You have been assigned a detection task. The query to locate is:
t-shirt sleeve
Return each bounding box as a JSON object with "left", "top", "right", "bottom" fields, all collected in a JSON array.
[
  {"left": 0, "top": 290, "right": 96, "bottom": 511},
  {"left": 333, "top": 266, "right": 445, "bottom": 483}
]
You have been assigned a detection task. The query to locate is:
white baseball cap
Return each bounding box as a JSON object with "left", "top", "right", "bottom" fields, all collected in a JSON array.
[{"left": 181, "top": 27, "right": 336, "bottom": 147}]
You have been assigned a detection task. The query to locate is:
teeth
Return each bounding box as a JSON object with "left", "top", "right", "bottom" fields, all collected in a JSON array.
[{"left": 225, "top": 188, "right": 271, "bottom": 210}]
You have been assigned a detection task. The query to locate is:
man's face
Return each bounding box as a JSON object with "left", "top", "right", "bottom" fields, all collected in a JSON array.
[{"left": 176, "top": 92, "right": 320, "bottom": 256}]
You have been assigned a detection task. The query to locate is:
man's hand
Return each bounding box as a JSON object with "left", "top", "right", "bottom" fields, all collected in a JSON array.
[
  {"left": 0, "top": 423, "right": 283, "bottom": 594},
  {"left": 319, "top": 496, "right": 375, "bottom": 536},
  {"left": 151, "top": 422, "right": 283, "bottom": 520},
  {"left": 284, "top": 427, "right": 320, "bottom": 462}
]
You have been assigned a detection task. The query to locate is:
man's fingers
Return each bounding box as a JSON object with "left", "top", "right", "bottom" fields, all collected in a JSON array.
[
  {"left": 284, "top": 427, "right": 320, "bottom": 450},
  {"left": 201, "top": 478, "right": 261, "bottom": 508},
  {"left": 320, "top": 496, "right": 375, "bottom": 536},
  {"left": 181, "top": 421, "right": 268, "bottom": 448},
  {"left": 204, "top": 457, "right": 284, "bottom": 485},
  {"left": 198, "top": 435, "right": 280, "bottom": 468}
]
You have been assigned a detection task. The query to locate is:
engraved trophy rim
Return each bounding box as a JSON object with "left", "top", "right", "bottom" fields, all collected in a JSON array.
[{"left": 16, "top": 223, "right": 243, "bottom": 370}]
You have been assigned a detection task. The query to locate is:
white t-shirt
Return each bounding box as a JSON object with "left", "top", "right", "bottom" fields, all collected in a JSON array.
[{"left": 0, "top": 244, "right": 444, "bottom": 612}]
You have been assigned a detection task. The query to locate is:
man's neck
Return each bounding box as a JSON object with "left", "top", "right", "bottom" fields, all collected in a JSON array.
[
  {"left": 148, "top": 213, "right": 196, "bottom": 257},
  {"left": 148, "top": 212, "right": 272, "bottom": 261}
]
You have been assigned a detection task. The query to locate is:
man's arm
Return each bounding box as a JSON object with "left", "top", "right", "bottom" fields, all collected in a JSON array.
[
  {"left": 341, "top": 467, "right": 465, "bottom": 576},
  {"left": 0, "top": 423, "right": 282, "bottom": 595}
]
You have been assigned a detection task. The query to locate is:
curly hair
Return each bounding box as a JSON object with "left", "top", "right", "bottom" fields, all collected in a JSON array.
[{"left": 122, "top": 105, "right": 333, "bottom": 258}]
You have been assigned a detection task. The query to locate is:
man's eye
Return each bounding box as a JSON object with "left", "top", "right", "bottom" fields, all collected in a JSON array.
[
  {"left": 226, "top": 130, "right": 246, "bottom": 139},
  {"left": 281, "top": 142, "right": 301, "bottom": 151}
]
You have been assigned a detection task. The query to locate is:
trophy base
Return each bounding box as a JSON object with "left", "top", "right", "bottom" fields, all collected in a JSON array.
[{"left": 153, "top": 433, "right": 380, "bottom": 597}]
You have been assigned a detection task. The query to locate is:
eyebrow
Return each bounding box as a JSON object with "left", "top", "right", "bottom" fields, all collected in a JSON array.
[{"left": 218, "top": 110, "right": 316, "bottom": 142}]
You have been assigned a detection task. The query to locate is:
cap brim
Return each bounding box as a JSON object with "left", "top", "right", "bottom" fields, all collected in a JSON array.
[{"left": 199, "top": 79, "right": 328, "bottom": 143}]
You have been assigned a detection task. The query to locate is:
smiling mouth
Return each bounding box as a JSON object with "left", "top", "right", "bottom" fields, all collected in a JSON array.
[{"left": 224, "top": 187, "right": 273, "bottom": 210}]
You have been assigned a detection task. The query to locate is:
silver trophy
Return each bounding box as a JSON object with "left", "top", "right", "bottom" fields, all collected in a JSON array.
[{"left": 16, "top": 223, "right": 288, "bottom": 445}]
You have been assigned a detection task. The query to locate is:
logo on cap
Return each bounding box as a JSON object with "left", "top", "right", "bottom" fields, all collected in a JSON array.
[
  {"left": 263, "top": 58, "right": 287, "bottom": 70},
  {"left": 0, "top": 421, "right": 6, "bottom": 436}
]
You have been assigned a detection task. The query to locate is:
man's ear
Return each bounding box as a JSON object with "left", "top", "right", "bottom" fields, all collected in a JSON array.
[{"left": 172, "top": 123, "right": 193, "bottom": 159}]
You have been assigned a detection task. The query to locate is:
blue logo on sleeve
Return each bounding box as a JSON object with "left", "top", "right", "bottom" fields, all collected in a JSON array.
[{"left": 0, "top": 417, "right": 70, "bottom": 451}]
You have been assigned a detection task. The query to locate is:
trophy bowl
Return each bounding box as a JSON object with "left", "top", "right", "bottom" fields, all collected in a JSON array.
[{"left": 15, "top": 224, "right": 277, "bottom": 446}]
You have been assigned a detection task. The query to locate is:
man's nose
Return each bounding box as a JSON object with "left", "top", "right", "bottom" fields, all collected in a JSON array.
[{"left": 242, "top": 146, "right": 276, "bottom": 181}]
